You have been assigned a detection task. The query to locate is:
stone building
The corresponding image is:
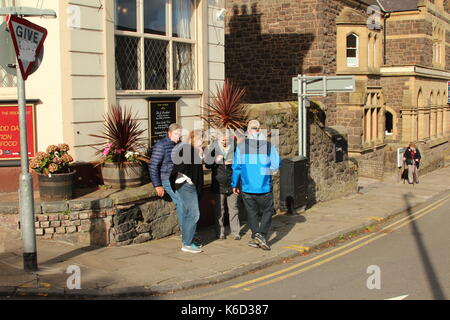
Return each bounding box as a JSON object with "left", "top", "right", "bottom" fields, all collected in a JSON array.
[{"left": 225, "top": 0, "right": 450, "bottom": 179}]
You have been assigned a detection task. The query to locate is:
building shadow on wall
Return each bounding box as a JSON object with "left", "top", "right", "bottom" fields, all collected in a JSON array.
[{"left": 226, "top": 3, "right": 315, "bottom": 103}]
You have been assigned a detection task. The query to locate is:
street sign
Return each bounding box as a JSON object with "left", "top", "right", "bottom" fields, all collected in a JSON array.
[
  {"left": 293, "top": 74, "right": 355, "bottom": 158},
  {"left": 6, "top": 15, "right": 47, "bottom": 80},
  {"left": 448, "top": 81, "right": 450, "bottom": 104},
  {"left": 397, "top": 147, "right": 405, "bottom": 168},
  {"left": 0, "top": 22, "right": 44, "bottom": 77},
  {"left": 293, "top": 76, "right": 356, "bottom": 95}
]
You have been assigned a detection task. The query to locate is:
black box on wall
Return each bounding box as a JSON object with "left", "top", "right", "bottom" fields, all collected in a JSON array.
[{"left": 280, "top": 157, "right": 308, "bottom": 213}]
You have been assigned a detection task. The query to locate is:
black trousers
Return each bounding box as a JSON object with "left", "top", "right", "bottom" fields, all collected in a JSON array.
[{"left": 241, "top": 192, "right": 274, "bottom": 239}]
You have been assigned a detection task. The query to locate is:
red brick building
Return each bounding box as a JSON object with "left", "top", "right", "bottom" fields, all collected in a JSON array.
[{"left": 225, "top": 0, "right": 450, "bottom": 178}]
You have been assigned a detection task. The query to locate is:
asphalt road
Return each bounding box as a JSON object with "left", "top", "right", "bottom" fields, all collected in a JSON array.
[{"left": 159, "top": 191, "right": 450, "bottom": 301}]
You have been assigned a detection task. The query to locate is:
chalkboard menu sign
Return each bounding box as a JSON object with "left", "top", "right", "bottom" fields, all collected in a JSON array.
[{"left": 150, "top": 100, "right": 178, "bottom": 146}]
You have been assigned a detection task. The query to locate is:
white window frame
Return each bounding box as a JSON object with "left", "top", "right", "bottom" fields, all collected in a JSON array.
[
  {"left": 114, "top": 0, "right": 198, "bottom": 93},
  {"left": 346, "top": 33, "right": 359, "bottom": 68}
]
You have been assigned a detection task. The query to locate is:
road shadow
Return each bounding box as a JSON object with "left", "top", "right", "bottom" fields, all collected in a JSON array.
[{"left": 403, "top": 193, "right": 446, "bottom": 300}]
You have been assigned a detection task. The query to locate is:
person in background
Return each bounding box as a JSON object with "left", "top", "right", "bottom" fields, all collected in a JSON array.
[
  {"left": 170, "top": 130, "right": 205, "bottom": 253},
  {"left": 205, "top": 129, "right": 241, "bottom": 241},
  {"left": 231, "top": 120, "right": 281, "bottom": 251},
  {"left": 403, "top": 142, "right": 421, "bottom": 184}
]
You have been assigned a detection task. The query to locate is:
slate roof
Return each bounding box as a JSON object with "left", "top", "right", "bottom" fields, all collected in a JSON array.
[{"left": 376, "top": 0, "right": 419, "bottom": 12}]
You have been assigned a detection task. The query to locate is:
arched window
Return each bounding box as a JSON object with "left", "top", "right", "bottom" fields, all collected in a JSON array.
[
  {"left": 347, "top": 33, "right": 359, "bottom": 67},
  {"left": 385, "top": 111, "right": 393, "bottom": 135}
]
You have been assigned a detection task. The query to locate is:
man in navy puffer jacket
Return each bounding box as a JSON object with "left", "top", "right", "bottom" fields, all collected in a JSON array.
[{"left": 149, "top": 124, "right": 184, "bottom": 226}]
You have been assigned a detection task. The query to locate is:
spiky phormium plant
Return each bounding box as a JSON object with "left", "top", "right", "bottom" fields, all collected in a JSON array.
[
  {"left": 90, "top": 105, "right": 149, "bottom": 168},
  {"left": 201, "top": 79, "right": 249, "bottom": 130}
]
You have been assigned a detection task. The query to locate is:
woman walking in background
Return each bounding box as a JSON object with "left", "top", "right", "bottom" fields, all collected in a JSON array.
[{"left": 403, "top": 142, "right": 421, "bottom": 184}]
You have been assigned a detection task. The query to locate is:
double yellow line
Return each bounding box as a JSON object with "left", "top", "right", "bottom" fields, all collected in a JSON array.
[
  {"left": 180, "top": 193, "right": 449, "bottom": 299},
  {"left": 230, "top": 194, "right": 449, "bottom": 292}
]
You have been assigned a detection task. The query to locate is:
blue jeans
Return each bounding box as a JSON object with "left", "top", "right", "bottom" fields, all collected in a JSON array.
[
  {"left": 162, "top": 180, "right": 185, "bottom": 234},
  {"left": 175, "top": 183, "right": 200, "bottom": 246}
]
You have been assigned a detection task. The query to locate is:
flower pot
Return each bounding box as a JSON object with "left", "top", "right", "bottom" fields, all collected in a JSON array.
[
  {"left": 38, "top": 170, "right": 76, "bottom": 201},
  {"left": 101, "top": 162, "right": 144, "bottom": 189}
]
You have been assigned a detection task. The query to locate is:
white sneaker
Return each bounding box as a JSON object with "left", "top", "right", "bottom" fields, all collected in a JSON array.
[{"left": 182, "top": 244, "right": 203, "bottom": 253}]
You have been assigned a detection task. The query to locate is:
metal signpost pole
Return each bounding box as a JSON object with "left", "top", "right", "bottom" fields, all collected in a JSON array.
[
  {"left": 0, "top": 6, "right": 56, "bottom": 271},
  {"left": 16, "top": 61, "right": 37, "bottom": 271},
  {"left": 298, "top": 75, "right": 303, "bottom": 157},
  {"left": 302, "top": 78, "right": 308, "bottom": 158}
]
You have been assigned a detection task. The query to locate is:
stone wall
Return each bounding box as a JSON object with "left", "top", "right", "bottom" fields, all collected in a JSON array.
[
  {"left": 354, "top": 148, "right": 386, "bottom": 179},
  {"left": 0, "top": 185, "right": 181, "bottom": 247},
  {"left": 247, "top": 102, "right": 358, "bottom": 209},
  {"left": 386, "top": 37, "right": 434, "bottom": 66}
]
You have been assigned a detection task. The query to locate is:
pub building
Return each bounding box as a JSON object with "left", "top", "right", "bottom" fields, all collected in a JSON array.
[{"left": 0, "top": 0, "right": 226, "bottom": 192}]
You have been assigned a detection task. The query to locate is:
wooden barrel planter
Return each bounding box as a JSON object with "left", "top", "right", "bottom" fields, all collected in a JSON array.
[
  {"left": 101, "top": 162, "right": 144, "bottom": 189},
  {"left": 38, "top": 170, "right": 76, "bottom": 201}
]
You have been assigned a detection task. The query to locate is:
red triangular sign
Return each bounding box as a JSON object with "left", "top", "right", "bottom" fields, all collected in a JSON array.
[{"left": 7, "top": 15, "right": 48, "bottom": 81}]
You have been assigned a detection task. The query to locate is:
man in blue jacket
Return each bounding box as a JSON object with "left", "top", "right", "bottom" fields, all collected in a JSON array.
[
  {"left": 149, "top": 123, "right": 184, "bottom": 224},
  {"left": 231, "top": 120, "right": 281, "bottom": 251}
]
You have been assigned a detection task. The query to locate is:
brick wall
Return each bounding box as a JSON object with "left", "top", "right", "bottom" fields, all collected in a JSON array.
[
  {"left": 386, "top": 20, "right": 432, "bottom": 37},
  {"left": 225, "top": 0, "right": 317, "bottom": 103},
  {"left": 225, "top": 0, "right": 358, "bottom": 103},
  {"left": 354, "top": 148, "right": 386, "bottom": 179},
  {"left": 386, "top": 38, "right": 434, "bottom": 66}
]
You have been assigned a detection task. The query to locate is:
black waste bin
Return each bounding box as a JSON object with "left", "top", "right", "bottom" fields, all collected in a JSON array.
[
  {"left": 280, "top": 157, "right": 308, "bottom": 213},
  {"left": 333, "top": 135, "right": 348, "bottom": 163}
]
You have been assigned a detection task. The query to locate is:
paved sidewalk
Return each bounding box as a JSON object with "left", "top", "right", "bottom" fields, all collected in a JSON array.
[{"left": 0, "top": 166, "right": 449, "bottom": 298}]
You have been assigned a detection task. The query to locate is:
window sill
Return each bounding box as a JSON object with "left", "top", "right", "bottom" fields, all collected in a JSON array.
[
  {"left": 336, "top": 70, "right": 381, "bottom": 76},
  {"left": 116, "top": 90, "right": 203, "bottom": 97}
]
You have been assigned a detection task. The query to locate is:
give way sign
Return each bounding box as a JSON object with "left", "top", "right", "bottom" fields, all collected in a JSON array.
[{"left": 6, "top": 15, "right": 47, "bottom": 81}]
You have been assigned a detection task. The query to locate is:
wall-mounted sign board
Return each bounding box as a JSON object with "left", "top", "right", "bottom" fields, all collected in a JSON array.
[
  {"left": 149, "top": 100, "right": 178, "bottom": 147},
  {"left": 0, "top": 104, "right": 36, "bottom": 161}
]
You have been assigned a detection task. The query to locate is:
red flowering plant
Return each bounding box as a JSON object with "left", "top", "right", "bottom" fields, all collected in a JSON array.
[
  {"left": 90, "top": 105, "right": 149, "bottom": 168},
  {"left": 29, "top": 144, "right": 74, "bottom": 176}
]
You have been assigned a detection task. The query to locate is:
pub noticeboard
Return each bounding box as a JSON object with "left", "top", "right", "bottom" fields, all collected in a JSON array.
[
  {"left": 150, "top": 100, "right": 178, "bottom": 146},
  {"left": 0, "top": 104, "right": 36, "bottom": 161}
]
